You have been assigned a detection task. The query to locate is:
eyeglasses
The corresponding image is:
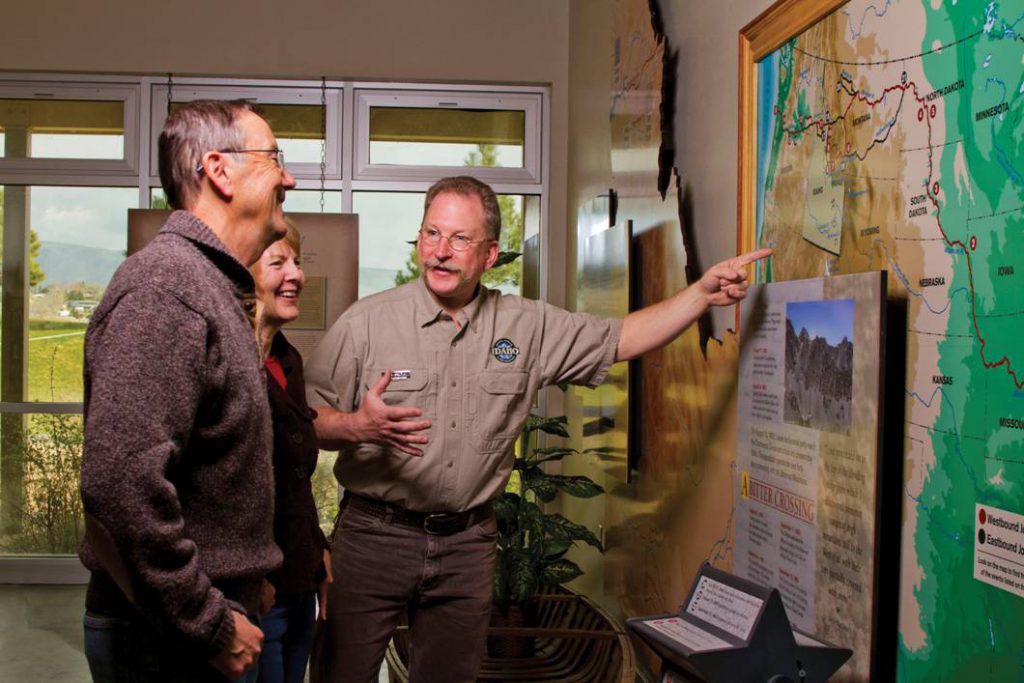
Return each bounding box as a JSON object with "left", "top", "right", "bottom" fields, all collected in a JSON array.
[
  {"left": 222, "top": 148, "right": 286, "bottom": 169},
  {"left": 195, "top": 148, "right": 285, "bottom": 174},
  {"left": 418, "top": 228, "right": 489, "bottom": 252}
]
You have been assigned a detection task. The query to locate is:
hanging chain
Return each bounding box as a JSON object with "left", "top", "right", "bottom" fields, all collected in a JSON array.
[
  {"left": 166, "top": 73, "right": 173, "bottom": 117},
  {"left": 317, "top": 75, "right": 325, "bottom": 211}
]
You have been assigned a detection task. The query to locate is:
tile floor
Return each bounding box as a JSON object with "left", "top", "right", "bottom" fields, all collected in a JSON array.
[{"left": 0, "top": 585, "right": 388, "bottom": 682}]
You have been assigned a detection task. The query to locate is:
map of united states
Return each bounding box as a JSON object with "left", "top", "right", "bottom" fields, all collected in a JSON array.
[{"left": 755, "top": 1, "right": 1024, "bottom": 680}]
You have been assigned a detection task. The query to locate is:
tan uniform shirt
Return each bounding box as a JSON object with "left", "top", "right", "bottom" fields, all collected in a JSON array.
[{"left": 305, "top": 278, "right": 622, "bottom": 512}]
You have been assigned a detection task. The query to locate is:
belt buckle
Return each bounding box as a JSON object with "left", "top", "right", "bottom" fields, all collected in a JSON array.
[{"left": 423, "top": 512, "right": 454, "bottom": 535}]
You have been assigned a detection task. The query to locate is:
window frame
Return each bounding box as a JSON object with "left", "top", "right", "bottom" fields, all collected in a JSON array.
[
  {"left": 353, "top": 88, "right": 543, "bottom": 185},
  {"left": 0, "top": 72, "right": 550, "bottom": 580},
  {"left": 148, "top": 82, "right": 343, "bottom": 184},
  {"left": 0, "top": 81, "right": 141, "bottom": 179}
]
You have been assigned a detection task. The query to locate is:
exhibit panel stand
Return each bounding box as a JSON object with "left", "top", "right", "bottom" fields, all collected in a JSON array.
[{"left": 627, "top": 564, "right": 851, "bottom": 683}]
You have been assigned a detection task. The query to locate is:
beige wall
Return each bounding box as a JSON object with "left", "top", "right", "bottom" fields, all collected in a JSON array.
[
  {"left": 657, "top": 0, "right": 775, "bottom": 331},
  {"left": 561, "top": 0, "right": 778, "bottom": 624},
  {"left": 0, "top": 0, "right": 571, "bottom": 301}
]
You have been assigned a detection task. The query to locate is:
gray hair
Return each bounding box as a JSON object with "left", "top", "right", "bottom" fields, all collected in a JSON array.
[
  {"left": 423, "top": 176, "right": 501, "bottom": 241},
  {"left": 158, "top": 99, "right": 258, "bottom": 210}
]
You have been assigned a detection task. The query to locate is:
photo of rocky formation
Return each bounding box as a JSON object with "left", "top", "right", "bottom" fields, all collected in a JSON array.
[{"left": 784, "top": 298, "right": 854, "bottom": 434}]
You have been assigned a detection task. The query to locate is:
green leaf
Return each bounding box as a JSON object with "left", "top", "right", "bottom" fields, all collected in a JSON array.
[
  {"left": 543, "top": 514, "right": 604, "bottom": 551},
  {"left": 513, "top": 499, "right": 545, "bottom": 535},
  {"left": 524, "top": 472, "right": 557, "bottom": 502},
  {"left": 493, "top": 250, "right": 522, "bottom": 267},
  {"left": 582, "top": 446, "right": 619, "bottom": 454},
  {"left": 542, "top": 539, "right": 572, "bottom": 560},
  {"left": 508, "top": 552, "right": 540, "bottom": 603},
  {"left": 530, "top": 447, "right": 578, "bottom": 466},
  {"left": 550, "top": 474, "right": 604, "bottom": 498},
  {"left": 493, "top": 492, "right": 520, "bottom": 524},
  {"left": 532, "top": 446, "right": 576, "bottom": 457},
  {"left": 524, "top": 414, "right": 570, "bottom": 438},
  {"left": 539, "top": 559, "right": 583, "bottom": 586}
]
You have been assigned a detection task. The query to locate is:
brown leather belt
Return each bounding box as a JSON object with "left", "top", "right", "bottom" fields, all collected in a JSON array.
[{"left": 343, "top": 493, "right": 493, "bottom": 536}]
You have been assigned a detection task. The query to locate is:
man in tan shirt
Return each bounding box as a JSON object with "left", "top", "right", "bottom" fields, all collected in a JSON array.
[{"left": 306, "top": 176, "right": 769, "bottom": 683}]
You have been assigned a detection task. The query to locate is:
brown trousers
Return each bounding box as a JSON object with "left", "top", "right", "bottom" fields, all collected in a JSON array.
[{"left": 311, "top": 500, "right": 497, "bottom": 683}]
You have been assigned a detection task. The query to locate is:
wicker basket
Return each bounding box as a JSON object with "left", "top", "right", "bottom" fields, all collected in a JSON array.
[{"left": 385, "top": 587, "right": 635, "bottom": 682}]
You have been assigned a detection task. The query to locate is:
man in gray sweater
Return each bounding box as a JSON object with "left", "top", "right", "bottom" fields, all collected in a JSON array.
[{"left": 79, "top": 100, "right": 295, "bottom": 682}]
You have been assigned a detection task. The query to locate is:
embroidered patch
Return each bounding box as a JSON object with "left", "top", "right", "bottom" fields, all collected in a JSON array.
[
  {"left": 491, "top": 338, "right": 520, "bottom": 363},
  {"left": 390, "top": 370, "right": 412, "bottom": 381}
]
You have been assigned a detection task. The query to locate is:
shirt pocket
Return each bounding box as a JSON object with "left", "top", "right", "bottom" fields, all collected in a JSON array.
[
  {"left": 364, "top": 367, "right": 434, "bottom": 416},
  {"left": 471, "top": 370, "right": 529, "bottom": 448}
]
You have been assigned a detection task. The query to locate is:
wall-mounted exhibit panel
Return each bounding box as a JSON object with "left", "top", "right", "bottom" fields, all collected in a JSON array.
[
  {"left": 739, "top": 1, "right": 1024, "bottom": 681},
  {"left": 737, "top": 271, "right": 885, "bottom": 680}
]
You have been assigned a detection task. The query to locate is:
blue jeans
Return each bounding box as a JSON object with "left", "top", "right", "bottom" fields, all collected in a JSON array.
[
  {"left": 256, "top": 591, "right": 318, "bottom": 683},
  {"left": 83, "top": 610, "right": 252, "bottom": 683}
]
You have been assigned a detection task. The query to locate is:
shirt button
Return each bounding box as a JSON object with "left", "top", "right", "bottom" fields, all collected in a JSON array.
[
  {"left": 291, "top": 432, "right": 304, "bottom": 444},
  {"left": 447, "top": 462, "right": 454, "bottom": 468},
  {"left": 451, "top": 380, "right": 457, "bottom": 388},
  {"left": 450, "top": 420, "right": 456, "bottom": 428}
]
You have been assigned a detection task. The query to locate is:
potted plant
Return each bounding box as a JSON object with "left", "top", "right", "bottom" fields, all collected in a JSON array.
[{"left": 489, "top": 414, "right": 607, "bottom": 656}]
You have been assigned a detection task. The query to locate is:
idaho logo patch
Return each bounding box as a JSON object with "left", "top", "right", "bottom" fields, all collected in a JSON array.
[{"left": 491, "top": 338, "right": 520, "bottom": 363}]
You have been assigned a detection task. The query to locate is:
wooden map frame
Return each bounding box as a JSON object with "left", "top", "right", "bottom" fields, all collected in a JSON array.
[
  {"left": 737, "top": 0, "right": 848, "bottom": 258},
  {"left": 734, "top": 4, "right": 903, "bottom": 679}
]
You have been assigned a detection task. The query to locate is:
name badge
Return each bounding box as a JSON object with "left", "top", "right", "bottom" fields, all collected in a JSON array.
[{"left": 390, "top": 370, "right": 412, "bottom": 381}]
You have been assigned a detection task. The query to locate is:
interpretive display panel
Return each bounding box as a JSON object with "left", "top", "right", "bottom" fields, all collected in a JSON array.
[
  {"left": 628, "top": 564, "right": 851, "bottom": 683},
  {"left": 735, "top": 271, "right": 885, "bottom": 680},
  {"left": 739, "top": 1, "right": 1024, "bottom": 679}
]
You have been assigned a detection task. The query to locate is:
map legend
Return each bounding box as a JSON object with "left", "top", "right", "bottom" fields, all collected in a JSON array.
[{"left": 974, "top": 503, "right": 1024, "bottom": 599}]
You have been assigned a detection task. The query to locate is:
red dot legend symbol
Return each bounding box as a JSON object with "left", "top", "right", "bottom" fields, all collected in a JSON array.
[
  {"left": 933, "top": 182, "right": 940, "bottom": 196},
  {"left": 979, "top": 508, "right": 987, "bottom": 524},
  {"left": 918, "top": 108, "right": 924, "bottom": 121},
  {"left": 930, "top": 105, "right": 937, "bottom": 118},
  {"left": 970, "top": 236, "right": 977, "bottom": 250}
]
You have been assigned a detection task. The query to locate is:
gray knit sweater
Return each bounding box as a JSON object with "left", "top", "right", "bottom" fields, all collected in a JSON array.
[{"left": 80, "top": 210, "right": 281, "bottom": 658}]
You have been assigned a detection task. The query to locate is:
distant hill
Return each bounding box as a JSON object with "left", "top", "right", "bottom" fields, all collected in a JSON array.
[
  {"left": 37, "top": 241, "right": 125, "bottom": 286},
  {"left": 35, "top": 244, "right": 406, "bottom": 295}
]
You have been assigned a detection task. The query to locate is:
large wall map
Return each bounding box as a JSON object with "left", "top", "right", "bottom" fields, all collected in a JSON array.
[{"left": 754, "top": 1, "right": 1024, "bottom": 680}]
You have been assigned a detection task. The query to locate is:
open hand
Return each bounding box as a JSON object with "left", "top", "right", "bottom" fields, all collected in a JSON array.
[{"left": 356, "top": 372, "right": 432, "bottom": 456}]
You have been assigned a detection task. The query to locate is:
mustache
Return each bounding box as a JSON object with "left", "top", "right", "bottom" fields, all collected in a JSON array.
[{"left": 423, "top": 258, "right": 462, "bottom": 275}]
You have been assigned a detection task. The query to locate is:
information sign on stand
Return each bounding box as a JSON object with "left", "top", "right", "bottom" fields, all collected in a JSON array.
[{"left": 627, "top": 564, "right": 851, "bottom": 682}]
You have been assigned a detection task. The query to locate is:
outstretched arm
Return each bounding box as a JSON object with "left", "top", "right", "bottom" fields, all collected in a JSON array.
[
  {"left": 616, "top": 248, "right": 771, "bottom": 361},
  {"left": 313, "top": 372, "right": 432, "bottom": 456}
]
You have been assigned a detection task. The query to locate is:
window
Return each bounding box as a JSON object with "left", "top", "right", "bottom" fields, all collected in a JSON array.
[
  {"left": 1, "top": 183, "right": 136, "bottom": 560},
  {"left": 150, "top": 83, "right": 340, "bottom": 183},
  {"left": 354, "top": 89, "right": 542, "bottom": 183},
  {"left": 0, "top": 74, "right": 548, "bottom": 578},
  {"left": 353, "top": 191, "right": 538, "bottom": 299},
  {"left": 0, "top": 82, "right": 140, "bottom": 177}
]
